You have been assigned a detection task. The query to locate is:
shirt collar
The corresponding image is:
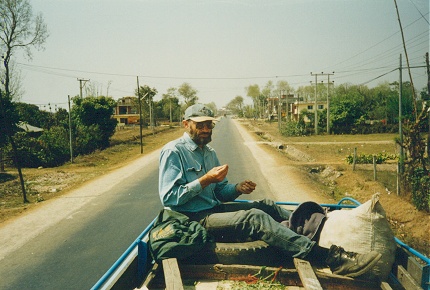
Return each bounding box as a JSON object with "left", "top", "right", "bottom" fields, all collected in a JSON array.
[
  {"left": 182, "top": 132, "right": 213, "bottom": 152},
  {"left": 182, "top": 132, "right": 199, "bottom": 151}
]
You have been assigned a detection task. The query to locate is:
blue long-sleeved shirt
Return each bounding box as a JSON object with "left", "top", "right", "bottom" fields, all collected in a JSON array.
[{"left": 158, "top": 132, "right": 240, "bottom": 212}]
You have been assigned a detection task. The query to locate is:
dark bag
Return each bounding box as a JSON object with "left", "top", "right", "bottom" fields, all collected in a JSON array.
[
  {"left": 149, "top": 209, "right": 212, "bottom": 261},
  {"left": 288, "top": 201, "right": 327, "bottom": 242}
]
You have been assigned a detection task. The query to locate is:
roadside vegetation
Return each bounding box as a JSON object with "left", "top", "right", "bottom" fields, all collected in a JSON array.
[
  {"left": 0, "top": 125, "right": 183, "bottom": 223},
  {"left": 241, "top": 119, "right": 429, "bottom": 257}
]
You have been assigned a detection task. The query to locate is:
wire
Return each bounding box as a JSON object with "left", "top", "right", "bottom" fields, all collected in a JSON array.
[
  {"left": 408, "top": 0, "right": 430, "bottom": 25},
  {"left": 359, "top": 68, "right": 398, "bottom": 86}
]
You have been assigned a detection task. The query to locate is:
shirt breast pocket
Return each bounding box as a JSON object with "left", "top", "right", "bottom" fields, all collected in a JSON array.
[{"left": 185, "top": 163, "right": 204, "bottom": 180}]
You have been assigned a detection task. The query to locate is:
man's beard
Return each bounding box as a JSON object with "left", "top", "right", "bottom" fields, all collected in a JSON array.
[{"left": 189, "top": 128, "right": 212, "bottom": 146}]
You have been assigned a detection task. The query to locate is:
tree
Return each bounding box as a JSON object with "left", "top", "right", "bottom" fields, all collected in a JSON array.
[
  {"left": 0, "top": 0, "right": 48, "bottom": 202},
  {"left": 71, "top": 96, "right": 117, "bottom": 152},
  {"left": 262, "top": 80, "right": 274, "bottom": 98},
  {"left": 178, "top": 82, "right": 198, "bottom": 107},
  {"left": 330, "top": 85, "right": 366, "bottom": 134},
  {"left": 135, "top": 85, "right": 157, "bottom": 126},
  {"left": 226, "top": 96, "right": 244, "bottom": 116},
  {"left": 1, "top": 0, "right": 48, "bottom": 98},
  {"left": 245, "top": 84, "right": 262, "bottom": 118},
  {"left": 205, "top": 102, "right": 217, "bottom": 116},
  {"left": 15, "top": 102, "right": 53, "bottom": 128},
  {"left": 161, "top": 87, "right": 180, "bottom": 123}
]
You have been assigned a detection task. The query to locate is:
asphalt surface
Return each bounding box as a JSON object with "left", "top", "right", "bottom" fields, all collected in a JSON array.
[{"left": 0, "top": 117, "right": 318, "bottom": 290}]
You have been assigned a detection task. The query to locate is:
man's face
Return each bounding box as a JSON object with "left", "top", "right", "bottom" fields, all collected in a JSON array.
[{"left": 185, "top": 120, "right": 214, "bottom": 146}]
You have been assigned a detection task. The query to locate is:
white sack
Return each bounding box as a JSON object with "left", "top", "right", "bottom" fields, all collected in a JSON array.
[{"left": 319, "top": 193, "right": 396, "bottom": 280}]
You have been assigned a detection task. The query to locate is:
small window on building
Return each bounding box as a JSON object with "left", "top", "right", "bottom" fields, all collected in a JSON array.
[
  {"left": 318, "top": 104, "right": 324, "bottom": 110},
  {"left": 307, "top": 105, "right": 313, "bottom": 110}
]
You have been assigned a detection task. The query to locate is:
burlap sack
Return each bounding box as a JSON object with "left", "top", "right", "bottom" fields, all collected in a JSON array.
[{"left": 319, "top": 193, "right": 396, "bottom": 280}]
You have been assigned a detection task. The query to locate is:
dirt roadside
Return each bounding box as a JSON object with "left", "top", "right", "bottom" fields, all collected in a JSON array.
[
  {"left": 0, "top": 118, "right": 428, "bottom": 258},
  {"left": 240, "top": 119, "right": 429, "bottom": 257}
]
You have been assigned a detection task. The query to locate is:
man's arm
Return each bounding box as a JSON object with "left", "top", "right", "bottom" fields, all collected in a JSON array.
[
  {"left": 159, "top": 149, "right": 203, "bottom": 207},
  {"left": 198, "top": 164, "right": 228, "bottom": 189},
  {"left": 235, "top": 180, "right": 257, "bottom": 194}
]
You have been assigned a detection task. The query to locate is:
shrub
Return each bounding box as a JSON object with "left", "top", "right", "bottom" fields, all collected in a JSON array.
[
  {"left": 38, "top": 126, "right": 71, "bottom": 166},
  {"left": 5, "top": 132, "right": 42, "bottom": 168},
  {"left": 408, "top": 168, "right": 430, "bottom": 212},
  {"left": 345, "top": 152, "right": 398, "bottom": 165},
  {"left": 5, "top": 127, "right": 71, "bottom": 168},
  {"left": 74, "top": 124, "right": 104, "bottom": 155},
  {"left": 280, "top": 121, "right": 306, "bottom": 136}
]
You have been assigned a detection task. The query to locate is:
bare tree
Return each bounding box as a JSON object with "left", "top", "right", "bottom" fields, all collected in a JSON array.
[{"left": 0, "top": 0, "right": 48, "bottom": 203}]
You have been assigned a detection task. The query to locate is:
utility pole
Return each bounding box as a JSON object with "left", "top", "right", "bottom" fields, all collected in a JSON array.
[
  {"left": 322, "top": 73, "right": 335, "bottom": 134},
  {"left": 68, "top": 95, "right": 73, "bottom": 163},
  {"left": 394, "top": 0, "right": 417, "bottom": 118},
  {"left": 310, "top": 73, "right": 319, "bottom": 135},
  {"left": 169, "top": 98, "right": 172, "bottom": 126},
  {"left": 426, "top": 52, "right": 430, "bottom": 158},
  {"left": 311, "top": 72, "right": 334, "bottom": 135},
  {"left": 77, "top": 78, "right": 89, "bottom": 98},
  {"left": 137, "top": 76, "right": 143, "bottom": 154},
  {"left": 278, "top": 90, "right": 281, "bottom": 132},
  {"left": 399, "top": 55, "right": 404, "bottom": 176}
]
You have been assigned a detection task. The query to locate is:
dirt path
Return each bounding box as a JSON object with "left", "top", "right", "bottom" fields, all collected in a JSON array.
[{"left": 234, "top": 120, "right": 328, "bottom": 204}]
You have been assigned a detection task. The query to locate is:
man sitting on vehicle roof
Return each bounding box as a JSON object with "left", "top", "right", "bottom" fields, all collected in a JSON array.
[{"left": 157, "top": 103, "right": 381, "bottom": 278}]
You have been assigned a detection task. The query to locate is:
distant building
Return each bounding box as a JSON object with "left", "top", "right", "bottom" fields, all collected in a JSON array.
[
  {"left": 112, "top": 96, "right": 139, "bottom": 125},
  {"left": 291, "top": 100, "right": 327, "bottom": 123},
  {"left": 265, "top": 94, "right": 296, "bottom": 120},
  {"left": 264, "top": 94, "right": 327, "bottom": 123}
]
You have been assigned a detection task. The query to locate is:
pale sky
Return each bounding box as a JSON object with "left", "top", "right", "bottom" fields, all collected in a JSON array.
[{"left": 12, "top": 0, "right": 430, "bottom": 111}]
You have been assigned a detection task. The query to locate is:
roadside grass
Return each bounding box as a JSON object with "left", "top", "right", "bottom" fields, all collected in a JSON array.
[{"left": 241, "top": 119, "right": 429, "bottom": 256}]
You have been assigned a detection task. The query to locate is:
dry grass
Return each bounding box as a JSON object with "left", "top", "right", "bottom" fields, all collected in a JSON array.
[{"left": 242, "top": 119, "right": 429, "bottom": 256}]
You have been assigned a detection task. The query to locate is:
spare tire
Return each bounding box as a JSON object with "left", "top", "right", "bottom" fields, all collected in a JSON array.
[{"left": 181, "top": 240, "right": 285, "bottom": 266}]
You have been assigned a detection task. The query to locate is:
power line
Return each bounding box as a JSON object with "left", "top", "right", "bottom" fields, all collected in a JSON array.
[
  {"left": 325, "top": 12, "right": 429, "bottom": 71},
  {"left": 408, "top": 0, "right": 430, "bottom": 25}
]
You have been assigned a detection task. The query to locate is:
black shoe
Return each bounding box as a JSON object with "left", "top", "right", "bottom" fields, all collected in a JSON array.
[{"left": 326, "top": 245, "right": 382, "bottom": 277}]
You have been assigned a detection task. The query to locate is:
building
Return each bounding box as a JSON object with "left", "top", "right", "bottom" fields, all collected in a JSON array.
[
  {"left": 112, "top": 96, "right": 139, "bottom": 125},
  {"left": 265, "top": 94, "right": 296, "bottom": 120},
  {"left": 264, "top": 94, "right": 327, "bottom": 124},
  {"left": 291, "top": 100, "right": 327, "bottom": 123}
]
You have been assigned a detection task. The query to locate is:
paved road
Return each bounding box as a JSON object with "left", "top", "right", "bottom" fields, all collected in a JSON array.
[{"left": 0, "top": 117, "right": 291, "bottom": 289}]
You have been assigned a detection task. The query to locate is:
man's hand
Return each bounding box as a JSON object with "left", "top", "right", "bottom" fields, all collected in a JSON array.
[
  {"left": 236, "top": 180, "right": 256, "bottom": 194},
  {"left": 199, "top": 164, "right": 229, "bottom": 188}
]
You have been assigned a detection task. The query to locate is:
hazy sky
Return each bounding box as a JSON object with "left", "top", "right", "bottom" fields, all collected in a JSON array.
[{"left": 12, "top": 0, "right": 430, "bottom": 110}]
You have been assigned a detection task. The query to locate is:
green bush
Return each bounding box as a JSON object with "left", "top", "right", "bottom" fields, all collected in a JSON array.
[
  {"left": 38, "top": 126, "right": 71, "bottom": 166},
  {"left": 5, "top": 127, "right": 71, "bottom": 168},
  {"left": 408, "top": 168, "right": 430, "bottom": 212},
  {"left": 345, "top": 152, "right": 398, "bottom": 164},
  {"left": 280, "top": 121, "right": 306, "bottom": 137},
  {"left": 5, "top": 132, "right": 43, "bottom": 168},
  {"left": 73, "top": 124, "right": 104, "bottom": 155}
]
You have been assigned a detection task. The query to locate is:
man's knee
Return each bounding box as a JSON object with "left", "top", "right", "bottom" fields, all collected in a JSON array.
[{"left": 246, "top": 208, "right": 272, "bottom": 222}]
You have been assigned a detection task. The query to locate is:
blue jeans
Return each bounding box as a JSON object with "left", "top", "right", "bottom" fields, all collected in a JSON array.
[{"left": 182, "top": 199, "right": 315, "bottom": 259}]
